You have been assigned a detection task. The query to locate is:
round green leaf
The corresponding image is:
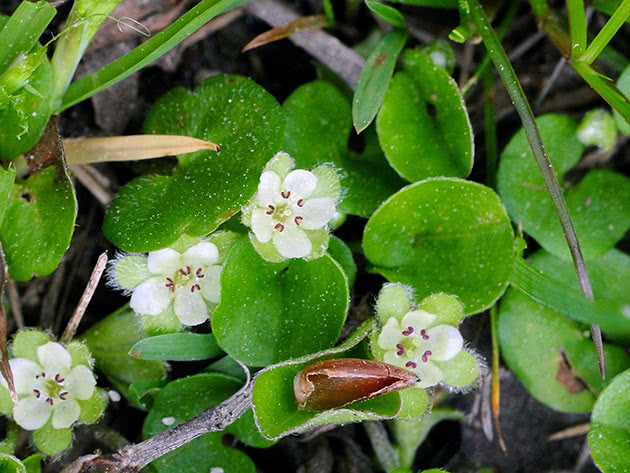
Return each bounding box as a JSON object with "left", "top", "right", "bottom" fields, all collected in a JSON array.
[
  {"left": 363, "top": 178, "right": 515, "bottom": 315},
  {"left": 0, "top": 454, "right": 26, "bottom": 473},
  {"left": 376, "top": 49, "right": 473, "bottom": 182},
  {"left": 0, "top": 165, "right": 76, "bottom": 281},
  {"left": 32, "top": 422, "right": 71, "bottom": 455},
  {"left": 143, "top": 373, "right": 255, "bottom": 473},
  {"left": 103, "top": 75, "right": 285, "bottom": 252},
  {"left": 498, "top": 285, "right": 630, "bottom": 413},
  {"left": 589, "top": 369, "right": 630, "bottom": 472},
  {"left": 212, "top": 237, "right": 349, "bottom": 366},
  {"left": 283, "top": 81, "right": 405, "bottom": 218},
  {"left": 327, "top": 235, "right": 357, "bottom": 288},
  {"left": 498, "top": 114, "right": 630, "bottom": 260}
]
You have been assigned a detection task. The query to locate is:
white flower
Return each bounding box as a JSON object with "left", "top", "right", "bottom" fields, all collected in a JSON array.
[
  {"left": 129, "top": 242, "right": 222, "bottom": 326},
  {"left": 0, "top": 342, "right": 96, "bottom": 431},
  {"left": 377, "top": 309, "right": 463, "bottom": 388}
]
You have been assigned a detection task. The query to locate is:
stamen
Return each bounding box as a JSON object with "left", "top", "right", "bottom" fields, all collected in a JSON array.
[
  {"left": 275, "top": 223, "right": 285, "bottom": 232},
  {"left": 191, "top": 284, "right": 201, "bottom": 293},
  {"left": 421, "top": 350, "right": 432, "bottom": 362},
  {"left": 405, "top": 361, "right": 417, "bottom": 369},
  {"left": 59, "top": 391, "right": 68, "bottom": 400},
  {"left": 297, "top": 199, "right": 304, "bottom": 207},
  {"left": 180, "top": 266, "right": 191, "bottom": 276},
  {"left": 55, "top": 374, "right": 65, "bottom": 383},
  {"left": 402, "top": 326, "right": 414, "bottom": 336},
  {"left": 420, "top": 329, "right": 429, "bottom": 340},
  {"left": 396, "top": 344, "right": 405, "bottom": 356},
  {"left": 165, "top": 277, "right": 175, "bottom": 292},
  {"left": 195, "top": 268, "right": 204, "bottom": 278},
  {"left": 46, "top": 398, "right": 54, "bottom": 406},
  {"left": 294, "top": 216, "right": 303, "bottom": 225},
  {"left": 266, "top": 205, "right": 275, "bottom": 215},
  {"left": 281, "top": 191, "right": 291, "bottom": 199},
  {"left": 33, "top": 389, "right": 41, "bottom": 398}
]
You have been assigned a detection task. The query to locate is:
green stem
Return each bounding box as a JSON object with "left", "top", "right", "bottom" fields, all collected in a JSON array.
[
  {"left": 466, "top": 0, "right": 605, "bottom": 378},
  {"left": 566, "top": 0, "right": 587, "bottom": 57},
  {"left": 579, "top": 0, "right": 630, "bottom": 64},
  {"left": 529, "top": 0, "right": 551, "bottom": 17},
  {"left": 483, "top": 69, "right": 497, "bottom": 189},
  {"left": 364, "top": 421, "right": 400, "bottom": 472},
  {"left": 490, "top": 305, "right": 506, "bottom": 453}
]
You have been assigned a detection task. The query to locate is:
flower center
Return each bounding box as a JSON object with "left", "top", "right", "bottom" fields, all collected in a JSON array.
[
  {"left": 265, "top": 192, "right": 306, "bottom": 232},
  {"left": 33, "top": 371, "right": 68, "bottom": 405},
  {"left": 396, "top": 326, "right": 433, "bottom": 364},
  {"left": 165, "top": 265, "right": 206, "bottom": 293}
]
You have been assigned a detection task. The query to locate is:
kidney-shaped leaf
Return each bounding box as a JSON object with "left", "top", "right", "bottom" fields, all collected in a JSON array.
[
  {"left": 252, "top": 319, "right": 403, "bottom": 440},
  {"left": 589, "top": 369, "right": 630, "bottom": 472},
  {"left": 284, "top": 80, "right": 405, "bottom": 218},
  {"left": 498, "top": 114, "right": 630, "bottom": 261},
  {"left": 363, "top": 178, "right": 514, "bottom": 314},
  {"left": 212, "top": 237, "right": 349, "bottom": 367},
  {"left": 103, "top": 75, "right": 285, "bottom": 252},
  {"left": 376, "top": 49, "right": 473, "bottom": 182}
]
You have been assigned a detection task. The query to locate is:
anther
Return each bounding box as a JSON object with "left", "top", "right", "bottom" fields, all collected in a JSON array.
[
  {"left": 396, "top": 344, "right": 405, "bottom": 356},
  {"left": 420, "top": 329, "right": 429, "bottom": 340},
  {"left": 195, "top": 268, "right": 204, "bottom": 278},
  {"left": 165, "top": 277, "right": 175, "bottom": 292},
  {"left": 33, "top": 389, "right": 41, "bottom": 398},
  {"left": 297, "top": 199, "right": 304, "bottom": 207},
  {"left": 405, "top": 361, "right": 417, "bottom": 369},
  {"left": 294, "top": 216, "right": 303, "bottom": 225},
  {"left": 59, "top": 391, "right": 68, "bottom": 400},
  {"left": 275, "top": 223, "right": 285, "bottom": 232},
  {"left": 402, "top": 326, "right": 414, "bottom": 336},
  {"left": 266, "top": 205, "right": 275, "bottom": 215},
  {"left": 55, "top": 374, "right": 65, "bottom": 383},
  {"left": 281, "top": 191, "right": 291, "bottom": 199},
  {"left": 421, "top": 350, "right": 432, "bottom": 362},
  {"left": 191, "top": 284, "right": 201, "bottom": 293},
  {"left": 180, "top": 266, "right": 191, "bottom": 276},
  {"left": 46, "top": 398, "right": 54, "bottom": 406}
]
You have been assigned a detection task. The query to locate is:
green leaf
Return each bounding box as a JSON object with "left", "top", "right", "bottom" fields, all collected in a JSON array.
[
  {"left": 103, "top": 75, "right": 284, "bottom": 252},
  {"left": 22, "top": 454, "right": 42, "bottom": 473},
  {"left": 32, "top": 422, "right": 72, "bottom": 455},
  {"left": 0, "top": 165, "right": 76, "bottom": 281},
  {"left": 614, "top": 61, "right": 630, "bottom": 134},
  {"left": 353, "top": 28, "right": 407, "bottom": 133},
  {"left": 498, "top": 285, "right": 630, "bottom": 414},
  {"left": 81, "top": 306, "right": 166, "bottom": 397},
  {"left": 365, "top": 1, "right": 406, "bottom": 28},
  {"left": 0, "top": 454, "right": 26, "bottom": 473},
  {"left": 212, "top": 237, "right": 349, "bottom": 366},
  {"left": 252, "top": 319, "right": 402, "bottom": 440},
  {"left": 388, "top": 0, "right": 457, "bottom": 6},
  {"left": 59, "top": 0, "right": 250, "bottom": 112},
  {"left": 143, "top": 373, "right": 256, "bottom": 473},
  {"left": 511, "top": 252, "right": 630, "bottom": 341},
  {"left": 498, "top": 114, "right": 630, "bottom": 260},
  {"left": 129, "top": 333, "right": 224, "bottom": 361},
  {"left": 376, "top": 49, "right": 473, "bottom": 182},
  {"left": 284, "top": 81, "right": 405, "bottom": 218},
  {"left": 363, "top": 178, "right": 515, "bottom": 315},
  {"left": 420, "top": 39, "right": 456, "bottom": 74},
  {"left": 128, "top": 379, "right": 168, "bottom": 411},
  {"left": 327, "top": 235, "right": 357, "bottom": 288},
  {"left": 0, "top": 166, "right": 15, "bottom": 228},
  {"left": 0, "top": 2, "right": 55, "bottom": 74},
  {"left": 78, "top": 388, "right": 107, "bottom": 424},
  {"left": 588, "top": 368, "right": 630, "bottom": 472}
]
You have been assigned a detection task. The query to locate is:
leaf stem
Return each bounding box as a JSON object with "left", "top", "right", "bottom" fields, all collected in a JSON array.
[
  {"left": 466, "top": 0, "right": 605, "bottom": 378},
  {"left": 483, "top": 69, "right": 497, "bottom": 189},
  {"left": 490, "top": 305, "right": 506, "bottom": 453},
  {"left": 578, "top": 0, "right": 630, "bottom": 64},
  {"left": 566, "top": 0, "right": 587, "bottom": 58}
]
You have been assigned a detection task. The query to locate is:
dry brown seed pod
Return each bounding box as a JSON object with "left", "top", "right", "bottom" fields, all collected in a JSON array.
[{"left": 294, "top": 358, "right": 419, "bottom": 411}]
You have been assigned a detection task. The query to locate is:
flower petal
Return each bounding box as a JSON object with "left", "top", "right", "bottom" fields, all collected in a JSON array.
[
  {"left": 272, "top": 225, "right": 312, "bottom": 258},
  {"left": 182, "top": 242, "right": 219, "bottom": 268},
  {"left": 4, "top": 358, "right": 40, "bottom": 394},
  {"left": 414, "top": 361, "right": 443, "bottom": 388},
  {"left": 199, "top": 265, "right": 222, "bottom": 304},
  {"left": 426, "top": 325, "right": 463, "bottom": 361},
  {"left": 377, "top": 318, "right": 404, "bottom": 350},
  {"left": 298, "top": 198, "right": 336, "bottom": 230},
  {"left": 52, "top": 399, "right": 80, "bottom": 429},
  {"left": 66, "top": 365, "right": 96, "bottom": 400},
  {"left": 401, "top": 310, "right": 436, "bottom": 331},
  {"left": 37, "top": 342, "right": 71, "bottom": 375},
  {"left": 174, "top": 290, "right": 209, "bottom": 326},
  {"left": 14, "top": 397, "right": 51, "bottom": 430},
  {"left": 282, "top": 170, "right": 317, "bottom": 198},
  {"left": 257, "top": 171, "right": 281, "bottom": 204},
  {"left": 147, "top": 249, "right": 182, "bottom": 275},
  {"left": 251, "top": 208, "right": 273, "bottom": 243},
  {"left": 130, "top": 277, "right": 171, "bottom": 316}
]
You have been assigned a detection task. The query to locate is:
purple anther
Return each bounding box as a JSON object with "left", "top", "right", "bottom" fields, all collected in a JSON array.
[
  {"left": 421, "top": 350, "right": 432, "bottom": 362},
  {"left": 294, "top": 216, "right": 303, "bottom": 225},
  {"left": 420, "top": 329, "right": 429, "bottom": 340},
  {"left": 266, "top": 205, "right": 275, "bottom": 215},
  {"left": 402, "top": 326, "right": 414, "bottom": 336},
  {"left": 191, "top": 284, "right": 201, "bottom": 293},
  {"left": 275, "top": 223, "right": 285, "bottom": 232},
  {"left": 405, "top": 361, "right": 417, "bottom": 369},
  {"left": 195, "top": 268, "right": 205, "bottom": 278},
  {"left": 396, "top": 344, "right": 405, "bottom": 356},
  {"left": 33, "top": 389, "right": 41, "bottom": 398},
  {"left": 46, "top": 398, "right": 54, "bottom": 406},
  {"left": 180, "top": 266, "right": 191, "bottom": 276},
  {"left": 59, "top": 391, "right": 68, "bottom": 400},
  {"left": 297, "top": 199, "right": 305, "bottom": 207},
  {"left": 281, "top": 191, "right": 291, "bottom": 199},
  {"left": 55, "top": 374, "right": 65, "bottom": 383}
]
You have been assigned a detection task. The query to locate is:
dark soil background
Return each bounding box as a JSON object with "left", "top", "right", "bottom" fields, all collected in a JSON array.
[{"left": 2, "top": 0, "right": 629, "bottom": 471}]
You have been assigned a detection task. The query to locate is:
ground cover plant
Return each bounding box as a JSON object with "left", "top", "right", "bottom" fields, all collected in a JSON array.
[{"left": 0, "top": 0, "right": 630, "bottom": 472}]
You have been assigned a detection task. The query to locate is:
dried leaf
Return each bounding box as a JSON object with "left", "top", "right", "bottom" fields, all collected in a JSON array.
[{"left": 242, "top": 14, "right": 329, "bottom": 52}]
